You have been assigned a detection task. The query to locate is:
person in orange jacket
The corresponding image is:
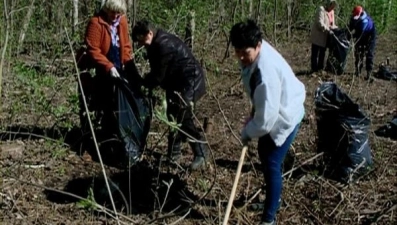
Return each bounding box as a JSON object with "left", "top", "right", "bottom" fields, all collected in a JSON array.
[{"left": 81, "top": 0, "right": 141, "bottom": 165}]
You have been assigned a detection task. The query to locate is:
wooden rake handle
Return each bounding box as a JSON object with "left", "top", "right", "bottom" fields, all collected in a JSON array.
[{"left": 222, "top": 145, "right": 248, "bottom": 225}]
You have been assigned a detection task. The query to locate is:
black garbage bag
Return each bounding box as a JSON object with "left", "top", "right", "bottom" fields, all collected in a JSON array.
[
  {"left": 374, "top": 115, "right": 397, "bottom": 140},
  {"left": 77, "top": 65, "right": 152, "bottom": 167},
  {"left": 115, "top": 77, "right": 152, "bottom": 166},
  {"left": 314, "top": 82, "right": 373, "bottom": 183},
  {"left": 325, "top": 29, "right": 350, "bottom": 75},
  {"left": 375, "top": 64, "right": 397, "bottom": 81}
]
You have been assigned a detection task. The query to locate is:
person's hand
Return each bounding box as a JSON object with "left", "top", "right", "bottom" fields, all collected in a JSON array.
[
  {"left": 241, "top": 129, "right": 251, "bottom": 146},
  {"left": 110, "top": 67, "right": 120, "bottom": 78},
  {"left": 243, "top": 116, "right": 252, "bottom": 126}
]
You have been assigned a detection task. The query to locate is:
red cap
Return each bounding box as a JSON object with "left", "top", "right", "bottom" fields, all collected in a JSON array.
[{"left": 352, "top": 6, "right": 363, "bottom": 20}]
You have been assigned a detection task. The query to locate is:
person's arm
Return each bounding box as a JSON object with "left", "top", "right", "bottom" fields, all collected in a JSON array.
[
  {"left": 84, "top": 18, "right": 114, "bottom": 72},
  {"left": 120, "top": 15, "right": 133, "bottom": 64},
  {"left": 143, "top": 43, "right": 174, "bottom": 88},
  {"left": 316, "top": 7, "right": 330, "bottom": 32},
  {"left": 331, "top": 10, "right": 338, "bottom": 29},
  {"left": 242, "top": 68, "right": 281, "bottom": 139}
]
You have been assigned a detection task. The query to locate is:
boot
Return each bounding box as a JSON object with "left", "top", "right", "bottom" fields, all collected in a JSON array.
[
  {"left": 167, "top": 135, "right": 182, "bottom": 161},
  {"left": 365, "top": 70, "right": 374, "bottom": 82},
  {"left": 189, "top": 142, "right": 208, "bottom": 170}
]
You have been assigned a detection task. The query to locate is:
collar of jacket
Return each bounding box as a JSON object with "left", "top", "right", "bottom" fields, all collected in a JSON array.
[
  {"left": 358, "top": 11, "right": 368, "bottom": 21},
  {"left": 96, "top": 11, "right": 123, "bottom": 32}
]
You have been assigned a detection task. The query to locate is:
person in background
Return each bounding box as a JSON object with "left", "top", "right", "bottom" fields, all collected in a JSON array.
[
  {"left": 349, "top": 5, "right": 376, "bottom": 80},
  {"left": 230, "top": 19, "right": 306, "bottom": 225},
  {"left": 131, "top": 20, "right": 207, "bottom": 170},
  {"left": 310, "top": 0, "right": 338, "bottom": 73}
]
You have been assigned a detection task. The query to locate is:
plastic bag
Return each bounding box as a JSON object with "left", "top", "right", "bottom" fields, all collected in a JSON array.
[
  {"left": 115, "top": 78, "right": 152, "bottom": 166},
  {"left": 325, "top": 29, "right": 350, "bottom": 75},
  {"left": 314, "top": 82, "right": 373, "bottom": 183}
]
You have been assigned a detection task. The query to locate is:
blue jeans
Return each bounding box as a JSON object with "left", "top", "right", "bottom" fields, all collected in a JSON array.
[{"left": 257, "top": 124, "right": 300, "bottom": 222}]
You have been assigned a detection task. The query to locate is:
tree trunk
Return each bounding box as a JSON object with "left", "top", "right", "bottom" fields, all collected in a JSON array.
[
  {"left": 240, "top": 0, "right": 244, "bottom": 19},
  {"left": 17, "top": 0, "right": 36, "bottom": 54},
  {"left": 273, "top": 0, "right": 277, "bottom": 45},
  {"left": 256, "top": 0, "right": 262, "bottom": 23},
  {"left": 287, "top": 0, "right": 292, "bottom": 39},
  {"left": 72, "top": 0, "right": 78, "bottom": 35},
  {"left": 0, "top": 0, "right": 10, "bottom": 109},
  {"left": 132, "top": 0, "right": 137, "bottom": 26},
  {"left": 248, "top": 0, "right": 253, "bottom": 18}
]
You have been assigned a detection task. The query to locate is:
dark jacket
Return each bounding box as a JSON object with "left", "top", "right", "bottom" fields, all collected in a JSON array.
[
  {"left": 144, "top": 29, "right": 206, "bottom": 103},
  {"left": 349, "top": 11, "right": 376, "bottom": 42}
]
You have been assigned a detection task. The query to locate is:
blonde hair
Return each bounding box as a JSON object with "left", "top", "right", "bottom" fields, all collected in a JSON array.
[{"left": 102, "top": 0, "right": 127, "bottom": 14}]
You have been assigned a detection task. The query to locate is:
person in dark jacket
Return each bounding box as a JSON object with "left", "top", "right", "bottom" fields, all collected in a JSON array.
[
  {"left": 131, "top": 20, "right": 207, "bottom": 170},
  {"left": 349, "top": 5, "right": 376, "bottom": 80}
]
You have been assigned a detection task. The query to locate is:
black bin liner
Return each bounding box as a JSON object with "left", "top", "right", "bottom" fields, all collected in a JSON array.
[
  {"left": 78, "top": 66, "right": 152, "bottom": 167},
  {"left": 375, "top": 64, "right": 397, "bottom": 81},
  {"left": 314, "top": 82, "right": 373, "bottom": 183},
  {"left": 115, "top": 77, "right": 152, "bottom": 165},
  {"left": 325, "top": 29, "right": 350, "bottom": 75}
]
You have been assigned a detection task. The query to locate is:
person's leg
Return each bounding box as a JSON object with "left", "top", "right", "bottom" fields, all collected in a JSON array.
[
  {"left": 318, "top": 46, "right": 326, "bottom": 71},
  {"left": 166, "top": 92, "right": 183, "bottom": 160},
  {"left": 365, "top": 31, "right": 376, "bottom": 79},
  {"left": 257, "top": 125, "right": 300, "bottom": 223},
  {"left": 179, "top": 103, "right": 207, "bottom": 170},
  {"left": 354, "top": 43, "right": 365, "bottom": 76},
  {"left": 311, "top": 44, "right": 320, "bottom": 72}
]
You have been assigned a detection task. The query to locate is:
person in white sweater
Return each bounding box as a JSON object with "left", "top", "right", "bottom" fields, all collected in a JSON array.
[{"left": 230, "top": 19, "right": 306, "bottom": 225}]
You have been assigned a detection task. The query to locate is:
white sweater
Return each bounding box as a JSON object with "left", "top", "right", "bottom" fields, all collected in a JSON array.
[{"left": 241, "top": 40, "right": 306, "bottom": 147}]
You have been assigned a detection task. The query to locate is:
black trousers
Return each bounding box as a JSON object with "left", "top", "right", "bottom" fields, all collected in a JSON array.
[
  {"left": 354, "top": 30, "right": 377, "bottom": 73},
  {"left": 311, "top": 44, "right": 326, "bottom": 72},
  {"left": 166, "top": 90, "right": 203, "bottom": 150}
]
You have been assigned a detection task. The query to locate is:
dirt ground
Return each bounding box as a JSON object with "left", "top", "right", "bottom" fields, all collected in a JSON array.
[{"left": 1, "top": 30, "right": 396, "bottom": 225}]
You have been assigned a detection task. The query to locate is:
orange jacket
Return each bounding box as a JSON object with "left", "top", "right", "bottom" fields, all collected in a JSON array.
[{"left": 84, "top": 12, "right": 133, "bottom": 73}]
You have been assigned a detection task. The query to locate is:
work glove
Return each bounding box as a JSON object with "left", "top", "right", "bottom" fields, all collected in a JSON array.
[
  {"left": 241, "top": 129, "right": 251, "bottom": 146},
  {"left": 110, "top": 67, "right": 121, "bottom": 79}
]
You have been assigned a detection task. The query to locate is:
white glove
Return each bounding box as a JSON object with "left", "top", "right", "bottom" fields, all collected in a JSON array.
[{"left": 110, "top": 67, "right": 120, "bottom": 78}]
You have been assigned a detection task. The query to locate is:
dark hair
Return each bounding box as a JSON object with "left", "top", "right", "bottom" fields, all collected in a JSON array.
[
  {"left": 131, "top": 20, "right": 154, "bottom": 42},
  {"left": 229, "top": 19, "right": 263, "bottom": 49}
]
